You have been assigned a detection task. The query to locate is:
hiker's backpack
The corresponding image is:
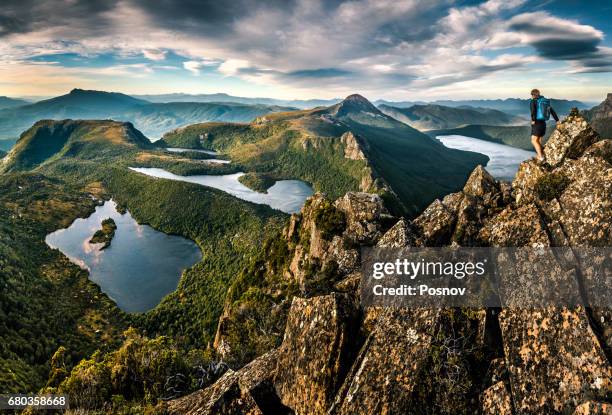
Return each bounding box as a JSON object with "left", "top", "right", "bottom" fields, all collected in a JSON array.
[{"left": 536, "top": 96, "right": 551, "bottom": 121}]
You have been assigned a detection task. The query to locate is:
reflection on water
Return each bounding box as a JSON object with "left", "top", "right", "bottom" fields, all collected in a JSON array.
[
  {"left": 45, "top": 200, "right": 202, "bottom": 313},
  {"left": 129, "top": 167, "right": 314, "bottom": 214},
  {"left": 437, "top": 135, "right": 534, "bottom": 180}
]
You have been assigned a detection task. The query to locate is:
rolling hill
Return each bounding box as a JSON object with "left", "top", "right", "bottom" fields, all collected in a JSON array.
[
  {"left": 426, "top": 123, "right": 554, "bottom": 150},
  {"left": 161, "top": 94, "right": 488, "bottom": 215},
  {"left": 0, "top": 89, "right": 293, "bottom": 142},
  {"left": 0, "top": 119, "right": 152, "bottom": 173},
  {"left": 378, "top": 103, "right": 524, "bottom": 130},
  {"left": 582, "top": 93, "right": 612, "bottom": 138},
  {"left": 0, "top": 96, "right": 29, "bottom": 110}
]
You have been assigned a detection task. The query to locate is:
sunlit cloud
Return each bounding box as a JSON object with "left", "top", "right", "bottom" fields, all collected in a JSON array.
[{"left": 0, "top": 0, "right": 609, "bottom": 100}]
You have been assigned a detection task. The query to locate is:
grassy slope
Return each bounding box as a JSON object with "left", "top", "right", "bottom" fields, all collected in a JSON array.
[
  {"left": 427, "top": 124, "right": 554, "bottom": 150},
  {"left": 1, "top": 119, "right": 152, "bottom": 173},
  {"left": 0, "top": 173, "right": 127, "bottom": 392},
  {"left": 161, "top": 118, "right": 369, "bottom": 201}
]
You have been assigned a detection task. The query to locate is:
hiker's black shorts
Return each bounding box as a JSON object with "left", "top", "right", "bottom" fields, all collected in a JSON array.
[{"left": 531, "top": 120, "right": 546, "bottom": 137}]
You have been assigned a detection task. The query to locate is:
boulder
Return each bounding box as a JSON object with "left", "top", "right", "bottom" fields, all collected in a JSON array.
[
  {"left": 545, "top": 110, "right": 600, "bottom": 167},
  {"left": 376, "top": 218, "right": 416, "bottom": 248},
  {"left": 452, "top": 194, "right": 487, "bottom": 246},
  {"left": 512, "top": 159, "right": 548, "bottom": 205},
  {"left": 582, "top": 139, "right": 612, "bottom": 164},
  {"left": 329, "top": 308, "right": 439, "bottom": 414},
  {"left": 499, "top": 307, "right": 612, "bottom": 414},
  {"left": 441, "top": 191, "right": 465, "bottom": 213},
  {"left": 556, "top": 158, "right": 612, "bottom": 246},
  {"left": 334, "top": 192, "right": 391, "bottom": 244},
  {"left": 479, "top": 203, "right": 549, "bottom": 247},
  {"left": 463, "top": 165, "right": 499, "bottom": 198},
  {"left": 573, "top": 401, "right": 612, "bottom": 415},
  {"left": 412, "top": 199, "right": 456, "bottom": 246},
  {"left": 274, "top": 293, "right": 359, "bottom": 414},
  {"left": 481, "top": 381, "right": 512, "bottom": 415}
]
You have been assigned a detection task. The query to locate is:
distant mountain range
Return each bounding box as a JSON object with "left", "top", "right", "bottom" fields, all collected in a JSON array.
[
  {"left": 376, "top": 98, "right": 589, "bottom": 116},
  {"left": 134, "top": 93, "right": 339, "bottom": 109},
  {"left": 0, "top": 96, "right": 29, "bottom": 110},
  {"left": 0, "top": 89, "right": 293, "bottom": 141},
  {"left": 0, "top": 89, "right": 599, "bottom": 153},
  {"left": 378, "top": 104, "right": 525, "bottom": 131}
]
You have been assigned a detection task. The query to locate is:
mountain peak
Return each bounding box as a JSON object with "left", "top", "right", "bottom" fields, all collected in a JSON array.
[{"left": 327, "top": 93, "right": 381, "bottom": 118}]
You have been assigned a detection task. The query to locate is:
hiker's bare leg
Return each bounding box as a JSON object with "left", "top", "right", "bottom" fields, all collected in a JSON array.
[
  {"left": 538, "top": 136, "right": 545, "bottom": 159},
  {"left": 531, "top": 135, "right": 543, "bottom": 159}
]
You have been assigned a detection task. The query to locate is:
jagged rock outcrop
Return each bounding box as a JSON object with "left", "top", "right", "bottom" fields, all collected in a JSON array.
[
  {"left": 174, "top": 111, "right": 611, "bottom": 415},
  {"left": 545, "top": 108, "right": 600, "bottom": 167},
  {"left": 340, "top": 131, "right": 367, "bottom": 160},
  {"left": 274, "top": 293, "right": 359, "bottom": 414}
]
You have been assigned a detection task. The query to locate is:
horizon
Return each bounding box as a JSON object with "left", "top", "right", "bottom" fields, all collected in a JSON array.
[
  {"left": 1, "top": 1, "right": 611, "bottom": 102},
  {"left": 3, "top": 87, "right": 605, "bottom": 105}
]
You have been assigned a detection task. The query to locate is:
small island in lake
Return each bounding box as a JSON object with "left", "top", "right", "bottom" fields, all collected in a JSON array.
[
  {"left": 238, "top": 172, "right": 276, "bottom": 193},
  {"left": 89, "top": 218, "right": 117, "bottom": 249}
]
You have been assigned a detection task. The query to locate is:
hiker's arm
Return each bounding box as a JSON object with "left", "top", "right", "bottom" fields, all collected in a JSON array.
[
  {"left": 530, "top": 100, "right": 536, "bottom": 123},
  {"left": 551, "top": 107, "right": 559, "bottom": 122}
]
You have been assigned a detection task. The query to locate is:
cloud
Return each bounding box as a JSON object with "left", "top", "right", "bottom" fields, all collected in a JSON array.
[
  {"left": 0, "top": 0, "right": 609, "bottom": 99},
  {"left": 142, "top": 49, "right": 166, "bottom": 61},
  {"left": 183, "top": 59, "right": 218, "bottom": 75},
  {"left": 286, "top": 68, "right": 352, "bottom": 78},
  {"left": 490, "top": 12, "right": 612, "bottom": 72}
]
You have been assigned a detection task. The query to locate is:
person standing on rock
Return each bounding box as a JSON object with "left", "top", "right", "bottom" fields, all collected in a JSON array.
[{"left": 530, "top": 89, "right": 559, "bottom": 162}]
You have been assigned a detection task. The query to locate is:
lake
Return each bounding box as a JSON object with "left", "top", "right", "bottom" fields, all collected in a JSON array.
[
  {"left": 129, "top": 167, "right": 314, "bottom": 213},
  {"left": 45, "top": 200, "right": 202, "bottom": 313},
  {"left": 436, "top": 135, "right": 534, "bottom": 180}
]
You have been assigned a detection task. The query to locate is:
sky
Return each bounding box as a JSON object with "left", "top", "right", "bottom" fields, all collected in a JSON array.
[{"left": 0, "top": 0, "right": 611, "bottom": 102}]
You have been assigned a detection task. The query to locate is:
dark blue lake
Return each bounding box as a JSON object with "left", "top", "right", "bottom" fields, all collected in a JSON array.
[{"left": 45, "top": 200, "right": 202, "bottom": 313}]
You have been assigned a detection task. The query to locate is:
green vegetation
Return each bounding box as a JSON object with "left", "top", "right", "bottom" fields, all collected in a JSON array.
[
  {"left": 0, "top": 120, "right": 286, "bottom": 407},
  {"left": 313, "top": 200, "right": 346, "bottom": 240},
  {"left": 89, "top": 218, "right": 117, "bottom": 249},
  {"left": 0, "top": 173, "right": 126, "bottom": 393},
  {"left": 238, "top": 172, "right": 276, "bottom": 193},
  {"left": 535, "top": 172, "right": 571, "bottom": 201},
  {"left": 427, "top": 124, "right": 553, "bottom": 151},
  {"left": 0, "top": 119, "right": 152, "bottom": 174},
  {"left": 52, "top": 328, "right": 222, "bottom": 413}
]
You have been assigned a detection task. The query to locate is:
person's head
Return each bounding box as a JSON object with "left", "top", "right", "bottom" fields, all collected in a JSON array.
[{"left": 531, "top": 88, "right": 540, "bottom": 99}]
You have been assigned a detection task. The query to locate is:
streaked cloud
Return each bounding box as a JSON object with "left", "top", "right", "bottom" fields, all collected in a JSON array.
[{"left": 0, "top": 0, "right": 609, "bottom": 100}]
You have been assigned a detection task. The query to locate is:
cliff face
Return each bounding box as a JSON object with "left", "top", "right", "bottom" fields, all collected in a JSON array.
[
  {"left": 167, "top": 111, "right": 611, "bottom": 414},
  {"left": 583, "top": 93, "right": 612, "bottom": 138}
]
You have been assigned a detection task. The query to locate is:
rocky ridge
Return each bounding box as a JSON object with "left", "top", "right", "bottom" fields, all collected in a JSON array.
[{"left": 168, "top": 110, "right": 611, "bottom": 414}]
